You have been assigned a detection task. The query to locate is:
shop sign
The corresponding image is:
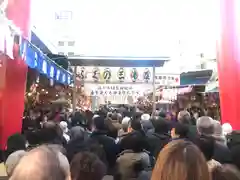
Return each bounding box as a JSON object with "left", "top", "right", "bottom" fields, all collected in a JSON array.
[
  {"left": 155, "top": 74, "right": 180, "bottom": 86},
  {"left": 90, "top": 85, "right": 141, "bottom": 96}
]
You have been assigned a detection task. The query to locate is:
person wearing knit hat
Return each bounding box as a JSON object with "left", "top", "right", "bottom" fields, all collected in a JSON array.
[
  {"left": 60, "top": 121, "right": 70, "bottom": 142},
  {"left": 118, "top": 117, "right": 131, "bottom": 141},
  {"left": 197, "top": 117, "right": 232, "bottom": 164},
  {"left": 222, "top": 123, "right": 233, "bottom": 136},
  {"left": 121, "top": 117, "right": 131, "bottom": 132},
  {"left": 141, "top": 114, "right": 154, "bottom": 134}
]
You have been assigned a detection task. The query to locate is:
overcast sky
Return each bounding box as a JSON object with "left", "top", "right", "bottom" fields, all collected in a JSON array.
[{"left": 31, "top": 0, "right": 219, "bottom": 58}]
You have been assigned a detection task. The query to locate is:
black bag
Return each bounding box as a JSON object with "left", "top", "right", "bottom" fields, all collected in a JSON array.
[{"left": 227, "top": 131, "right": 240, "bottom": 149}]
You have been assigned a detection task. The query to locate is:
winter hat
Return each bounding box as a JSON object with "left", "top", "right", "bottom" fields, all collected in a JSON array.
[
  {"left": 141, "top": 114, "right": 153, "bottom": 131},
  {"left": 60, "top": 121, "right": 68, "bottom": 133},
  {"left": 141, "top": 114, "right": 150, "bottom": 121},
  {"left": 222, "top": 123, "right": 233, "bottom": 135},
  {"left": 92, "top": 114, "right": 100, "bottom": 120},
  {"left": 122, "top": 117, "right": 131, "bottom": 125}
]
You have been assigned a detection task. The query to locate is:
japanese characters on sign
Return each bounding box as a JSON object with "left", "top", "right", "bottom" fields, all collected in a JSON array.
[
  {"left": 77, "top": 67, "right": 180, "bottom": 86},
  {"left": 103, "top": 68, "right": 112, "bottom": 81},
  {"left": 92, "top": 67, "right": 100, "bottom": 82},
  {"left": 90, "top": 85, "right": 141, "bottom": 96},
  {"left": 79, "top": 67, "right": 86, "bottom": 80},
  {"left": 155, "top": 74, "right": 180, "bottom": 86},
  {"left": 117, "top": 67, "right": 125, "bottom": 82}
]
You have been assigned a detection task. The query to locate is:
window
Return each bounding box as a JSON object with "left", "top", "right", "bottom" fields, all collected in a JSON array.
[
  {"left": 58, "top": 41, "right": 65, "bottom": 46},
  {"left": 68, "top": 41, "right": 75, "bottom": 46},
  {"left": 55, "top": 11, "right": 72, "bottom": 20},
  {"left": 67, "top": 52, "right": 75, "bottom": 56},
  {"left": 58, "top": 52, "right": 65, "bottom": 55}
]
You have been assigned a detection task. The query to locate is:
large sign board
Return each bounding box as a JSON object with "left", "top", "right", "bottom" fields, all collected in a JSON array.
[{"left": 76, "top": 66, "right": 180, "bottom": 86}]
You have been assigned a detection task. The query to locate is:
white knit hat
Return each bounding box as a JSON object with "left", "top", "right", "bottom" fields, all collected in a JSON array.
[
  {"left": 60, "top": 121, "right": 68, "bottom": 133},
  {"left": 222, "top": 123, "right": 233, "bottom": 135},
  {"left": 141, "top": 114, "right": 150, "bottom": 121},
  {"left": 122, "top": 117, "right": 131, "bottom": 125}
]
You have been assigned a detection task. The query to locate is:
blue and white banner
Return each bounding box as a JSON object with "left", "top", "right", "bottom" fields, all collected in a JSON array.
[
  {"left": 22, "top": 37, "right": 72, "bottom": 85},
  {"left": 1, "top": 20, "right": 73, "bottom": 85}
]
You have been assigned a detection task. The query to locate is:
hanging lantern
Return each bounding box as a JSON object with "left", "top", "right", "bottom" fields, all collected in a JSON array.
[
  {"left": 36, "top": 75, "right": 39, "bottom": 83},
  {"left": 130, "top": 68, "right": 138, "bottom": 82},
  {"left": 49, "top": 79, "right": 54, "bottom": 86}
]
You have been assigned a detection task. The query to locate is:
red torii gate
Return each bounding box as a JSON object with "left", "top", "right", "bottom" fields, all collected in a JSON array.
[
  {"left": 0, "top": 0, "right": 239, "bottom": 149},
  {"left": 218, "top": 0, "right": 240, "bottom": 130}
]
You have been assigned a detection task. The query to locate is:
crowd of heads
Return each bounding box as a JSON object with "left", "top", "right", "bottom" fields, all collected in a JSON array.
[{"left": 2, "top": 106, "right": 240, "bottom": 180}]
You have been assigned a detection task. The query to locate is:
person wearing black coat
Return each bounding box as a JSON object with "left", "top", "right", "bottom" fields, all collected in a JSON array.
[
  {"left": 146, "top": 119, "right": 171, "bottom": 158},
  {"left": 197, "top": 116, "right": 232, "bottom": 164},
  {"left": 66, "top": 126, "right": 89, "bottom": 162},
  {"left": 90, "top": 116, "right": 119, "bottom": 173}
]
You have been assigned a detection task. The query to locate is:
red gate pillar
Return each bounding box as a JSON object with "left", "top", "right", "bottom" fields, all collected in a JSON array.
[
  {"left": 218, "top": 0, "right": 240, "bottom": 130},
  {"left": 0, "top": 0, "right": 31, "bottom": 148}
]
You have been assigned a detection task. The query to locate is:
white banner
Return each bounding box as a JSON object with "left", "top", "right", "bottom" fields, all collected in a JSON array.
[
  {"left": 84, "top": 84, "right": 152, "bottom": 97},
  {"left": 77, "top": 66, "right": 180, "bottom": 86},
  {"left": 77, "top": 66, "right": 153, "bottom": 83}
]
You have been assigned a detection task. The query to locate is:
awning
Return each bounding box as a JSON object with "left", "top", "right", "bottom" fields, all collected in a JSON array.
[
  {"left": 206, "top": 87, "right": 218, "bottom": 93},
  {"left": 205, "top": 81, "right": 219, "bottom": 93},
  {"left": 31, "top": 32, "right": 52, "bottom": 54},
  {"left": 180, "top": 70, "right": 213, "bottom": 86}
]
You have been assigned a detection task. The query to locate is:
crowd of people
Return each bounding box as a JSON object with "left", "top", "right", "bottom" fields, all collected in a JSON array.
[{"left": 1, "top": 106, "right": 240, "bottom": 180}]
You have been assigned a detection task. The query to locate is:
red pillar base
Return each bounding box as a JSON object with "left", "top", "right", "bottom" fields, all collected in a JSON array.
[{"left": 0, "top": 55, "right": 27, "bottom": 148}]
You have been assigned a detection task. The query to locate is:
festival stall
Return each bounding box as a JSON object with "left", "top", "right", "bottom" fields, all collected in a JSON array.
[
  {"left": 203, "top": 70, "right": 220, "bottom": 119},
  {"left": 0, "top": 6, "right": 73, "bottom": 147},
  {"left": 23, "top": 41, "right": 73, "bottom": 108}
]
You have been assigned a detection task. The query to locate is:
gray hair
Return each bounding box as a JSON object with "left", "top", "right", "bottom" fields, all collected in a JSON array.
[
  {"left": 197, "top": 116, "right": 214, "bottom": 135},
  {"left": 213, "top": 120, "right": 223, "bottom": 137},
  {"left": 178, "top": 110, "right": 191, "bottom": 124},
  {"left": 9, "top": 146, "right": 67, "bottom": 180},
  {"left": 5, "top": 150, "right": 27, "bottom": 176}
]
